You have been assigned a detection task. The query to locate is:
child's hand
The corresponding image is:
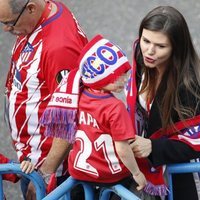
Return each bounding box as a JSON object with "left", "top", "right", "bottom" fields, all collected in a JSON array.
[
  {"left": 20, "top": 160, "right": 35, "bottom": 174},
  {"left": 133, "top": 171, "right": 147, "bottom": 191}
]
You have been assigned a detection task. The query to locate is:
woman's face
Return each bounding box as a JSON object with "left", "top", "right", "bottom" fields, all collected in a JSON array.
[{"left": 140, "top": 29, "right": 172, "bottom": 74}]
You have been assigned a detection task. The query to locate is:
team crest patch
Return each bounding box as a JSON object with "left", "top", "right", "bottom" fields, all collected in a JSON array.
[
  {"left": 56, "top": 70, "right": 69, "bottom": 84},
  {"left": 22, "top": 42, "right": 34, "bottom": 53}
]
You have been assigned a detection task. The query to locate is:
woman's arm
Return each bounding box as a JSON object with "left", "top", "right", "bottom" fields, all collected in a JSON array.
[
  {"left": 150, "top": 138, "right": 200, "bottom": 166},
  {"left": 131, "top": 136, "right": 200, "bottom": 167}
]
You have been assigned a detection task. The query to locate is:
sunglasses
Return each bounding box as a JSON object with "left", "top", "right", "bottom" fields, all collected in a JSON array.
[{"left": 1, "top": 0, "right": 30, "bottom": 27}]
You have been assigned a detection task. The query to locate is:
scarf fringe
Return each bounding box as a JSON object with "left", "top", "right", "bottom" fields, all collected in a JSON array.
[
  {"left": 40, "top": 107, "right": 77, "bottom": 143},
  {"left": 144, "top": 181, "right": 168, "bottom": 196}
]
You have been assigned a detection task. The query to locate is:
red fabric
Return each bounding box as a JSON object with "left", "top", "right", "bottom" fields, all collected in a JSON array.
[
  {"left": 46, "top": 173, "right": 57, "bottom": 194},
  {"left": 5, "top": 1, "right": 87, "bottom": 171},
  {"left": 40, "top": 69, "right": 80, "bottom": 143},
  {"left": 68, "top": 89, "right": 134, "bottom": 183},
  {"left": 126, "top": 55, "right": 168, "bottom": 195},
  {"left": 126, "top": 41, "right": 138, "bottom": 134},
  {"left": 78, "top": 35, "right": 131, "bottom": 89},
  {"left": 150, "top": 115, "right": 200, "bottom": 151},
  {"left": 136, "top": 158, "right": 164, "bottom": 185},
  {"left": 126, "top": 39, "right": 200, "bottom": 196},
  {"left": 0, "top": 154, "right": 19, "bottom": 183},
  {"left": 126, "top": 58, "right": 168, "bottom": 195},
  {"left": 40, "top": 34, "right": 131, "bottom": 143}
]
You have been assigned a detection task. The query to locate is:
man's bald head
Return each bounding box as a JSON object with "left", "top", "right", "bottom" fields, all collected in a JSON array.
[
  {"left": 9, "top": 0, "right": 29, "bottom": 14},
  {"left": 0, "top": 0, "right": 51, "bottom": 36}
]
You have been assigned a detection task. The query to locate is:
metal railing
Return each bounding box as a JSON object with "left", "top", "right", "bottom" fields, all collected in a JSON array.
[
  {"left": 43, "top": 176, "right": 94, "bottom": 200},
  {"left": 0, "top": 163, "right": 46, "bottom": 200},
  {"left": 99, "top": 184, "right": 141, "bottom": 200},
  {"left": 0, "top": 163, "right": 141, "bottom": 199},
  {"left": 167, "top": 162, "right": 200, "bottom": 200},
  {"left": 43, "top": 175, "right": 141, "bottom": 200},
  {"left": 1, "top": 162, "right": 200, "bottom": 200}
]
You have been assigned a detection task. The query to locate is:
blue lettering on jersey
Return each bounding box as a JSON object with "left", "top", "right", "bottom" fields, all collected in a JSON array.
[{"left": 13, "top": 68, "right": 22, "bottom": 90}]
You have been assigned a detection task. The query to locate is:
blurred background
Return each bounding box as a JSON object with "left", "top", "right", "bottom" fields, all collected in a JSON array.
[{"left": 0, "top": 0, "right": 200, "bottom": 199}]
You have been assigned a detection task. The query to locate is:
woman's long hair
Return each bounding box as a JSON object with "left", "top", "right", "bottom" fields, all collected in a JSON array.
[{"left": 137, "top": 6, "right": 200, "bottom": 129}]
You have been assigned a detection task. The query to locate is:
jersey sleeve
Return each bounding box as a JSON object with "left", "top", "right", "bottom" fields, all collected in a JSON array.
[
  {"left": 42, "top": 46, "right": 80, "bottom": 93},
  {"left": 149, "top": 138, "right": 200, "bottom": 167},
  {"left": 109, "top": 101, "right": 135, "bottom": 141}
]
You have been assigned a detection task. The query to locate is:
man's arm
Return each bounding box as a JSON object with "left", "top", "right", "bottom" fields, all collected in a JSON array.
[
  {"left": 39, "top": 138, "right": 71, "bottom": 174},
  {"left": 26, "top": 138, "right": 71, "bottom": 200}
]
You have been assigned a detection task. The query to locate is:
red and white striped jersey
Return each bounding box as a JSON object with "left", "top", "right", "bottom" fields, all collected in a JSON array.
[
  {"left": 68, "top": 89, "right": 135, "bottom": 183},
  {"left": 5, "top": 1, "right": 88, "bottom": 174}
]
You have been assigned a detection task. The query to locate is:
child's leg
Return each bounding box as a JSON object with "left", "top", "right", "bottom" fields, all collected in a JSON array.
[
  {"left": 20, "top": 176, "right": 30, "bottom": 199},
  {"left": 109, "top": 176, "right": 148, "bottom": 200}
]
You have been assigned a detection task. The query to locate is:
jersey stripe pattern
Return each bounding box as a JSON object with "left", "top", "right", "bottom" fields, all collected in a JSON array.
[{"left": 6, "top": 2, "right": 88, "bottom": 175}]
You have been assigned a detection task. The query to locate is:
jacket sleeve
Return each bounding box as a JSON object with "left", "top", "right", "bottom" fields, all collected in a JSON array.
[{"left": 149, "top": 138, "right": 200, "bottom": 167}]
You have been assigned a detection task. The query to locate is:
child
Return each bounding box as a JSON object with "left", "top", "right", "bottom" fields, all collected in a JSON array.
[{"left": 41, "top": 35, "right": 146, "bottom": 193}]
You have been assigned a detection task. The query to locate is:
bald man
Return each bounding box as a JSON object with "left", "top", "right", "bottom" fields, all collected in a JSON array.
[{"left": 0, "top": 0, "right": 88, "bottom": 199}]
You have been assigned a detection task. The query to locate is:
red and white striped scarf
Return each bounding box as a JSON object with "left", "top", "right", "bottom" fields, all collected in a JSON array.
[
  {"left": 40, "top": 68, "right": 80, "bottom": 143},
  {"left": 40, "top": 35, "right": 131, "bottom": 143}
]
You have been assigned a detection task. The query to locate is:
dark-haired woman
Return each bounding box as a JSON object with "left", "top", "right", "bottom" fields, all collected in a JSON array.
[{"left": 127, "top": 6, "right": 200, "bottom": 200}]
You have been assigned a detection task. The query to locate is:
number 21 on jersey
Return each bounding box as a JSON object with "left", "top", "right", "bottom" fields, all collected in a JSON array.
[{"left": 73, "top": 130, "right": 122, "bottom": 176}]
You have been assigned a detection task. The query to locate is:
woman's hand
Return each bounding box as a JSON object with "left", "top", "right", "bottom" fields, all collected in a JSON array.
[{"left": 130, "top": 136, "right": 152, "bottom": 158}]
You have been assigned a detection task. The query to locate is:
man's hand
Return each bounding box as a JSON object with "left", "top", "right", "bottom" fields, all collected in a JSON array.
[
  {"left": 130, "top": 135, "right": 152, "bottom": 158},
  {"left": 25, "top": 138, "right": 71, "bottom": 199}
]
